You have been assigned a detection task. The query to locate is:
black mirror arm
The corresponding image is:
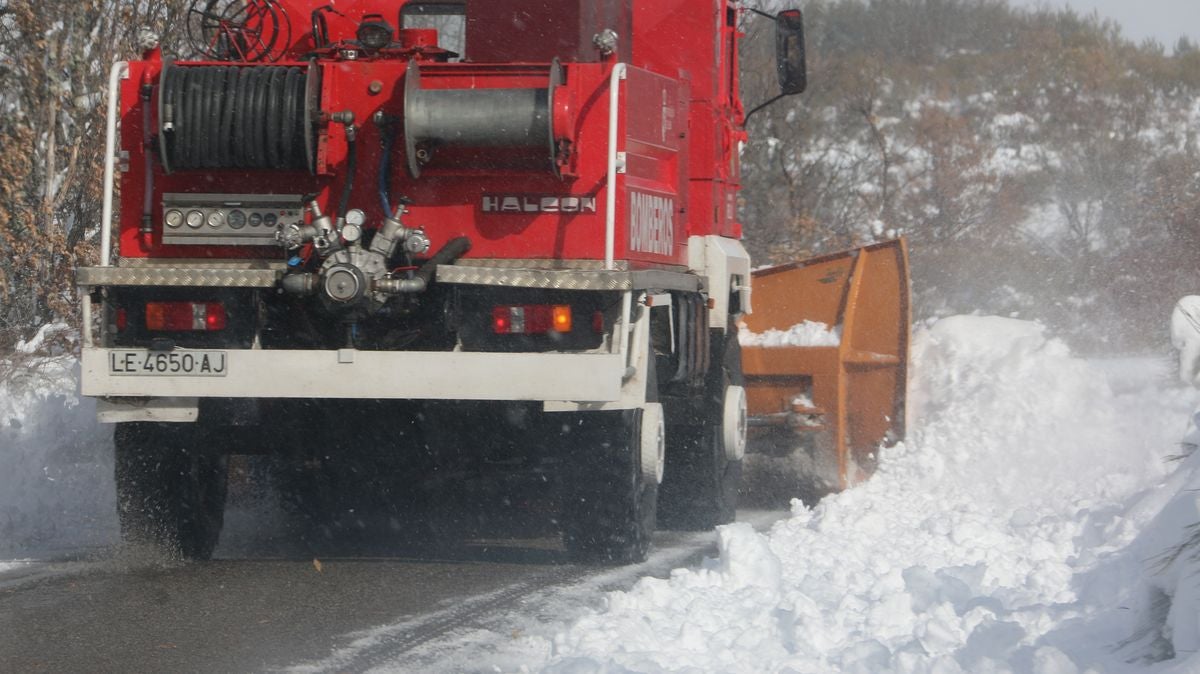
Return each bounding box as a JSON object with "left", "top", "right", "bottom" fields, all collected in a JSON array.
[
  {"left": 741, "top": 7, "right": 805, "bottom": 124},
  {"left": 743, "top": 93, "right": 784, "bottom": 125}
]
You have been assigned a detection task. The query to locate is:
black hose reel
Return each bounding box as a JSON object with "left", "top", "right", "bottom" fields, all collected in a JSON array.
[
  {"left": 402, "top": 60, "right": 565, "bottom": 178},
  {"left": 157, "top": 61, "right": 320, "bottom": 174}
]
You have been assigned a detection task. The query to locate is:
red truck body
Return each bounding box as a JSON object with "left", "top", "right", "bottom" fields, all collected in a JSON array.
[{"left": 115, "top": 0, "right": 745, "bottom": 266}]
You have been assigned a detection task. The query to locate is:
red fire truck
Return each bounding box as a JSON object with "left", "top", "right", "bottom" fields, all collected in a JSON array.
[{"left": 77, "top": 0, "right": 908, "bottom": 563}]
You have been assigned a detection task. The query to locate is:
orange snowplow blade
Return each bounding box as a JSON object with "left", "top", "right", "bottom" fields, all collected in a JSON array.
[{"left": 742, "top": 239, "right": 910, "bottom": 492}]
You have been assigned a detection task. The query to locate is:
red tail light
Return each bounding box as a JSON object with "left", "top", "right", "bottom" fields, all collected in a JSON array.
[
  {"left": 145, "top": 302, "right": 227, "bottom": 331},
  {"left": 492, "top": 305, "right": 572, "bottom": 334},
  {"left": 492, "top": 306, "right": 512, "bottom": 334}
]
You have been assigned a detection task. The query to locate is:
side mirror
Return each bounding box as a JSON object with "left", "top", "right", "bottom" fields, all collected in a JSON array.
[{"left": 776, "top": 9, "right": 806, "bottom": 95}]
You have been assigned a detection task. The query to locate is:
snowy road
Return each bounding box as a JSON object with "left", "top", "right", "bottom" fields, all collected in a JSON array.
[
  {"left": 0, "top": 514, "right": 780, "bottom": 673},
  {"left": 5, "top": 316, "right": 1200, "bottom": 672}
]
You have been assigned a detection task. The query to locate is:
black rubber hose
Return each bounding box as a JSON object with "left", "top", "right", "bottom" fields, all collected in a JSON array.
[
  {"left": 265, "top": 67, "right": 284, "bottom": 167},
  {"left": 280, "top": 68, "right": 300, "bottom": 168},
  {"left": 291, "top": 70, "right": 307, "bottom": 165},
  {"left": 161, "top": 64, "right": 308, "bottom": 171},
  {"left": 258, "top": 67, "right": 271, "bottom": 167},
  {"left": 173, "top": 66, "right": 186, "bottom": 166},
  {"left": 187, "top": 67, "right": 202, "bottom": 166},
  {"left": 195, "top": 69, "right": 208, "bottom": 166},
  {"left": 311, "top": 9, "right": 328, "bottom": 50},
  {"left": 219, "top": 67, "right": 239, "bottom": 167},
  {"left": 182, "top": 67, "right": 194, "bottom": 167},
  {"left": 211, "top": 67, "right": 227, "bottom": 167},
  {"left": 239, "top": 67, "right": 255, "bottom": 166},
  {"left": 168, "top": 65, "right": 183, "bottom": 164},
  {"left": 206, "top": 67, "right": 226, "bottom": 168},
  {"left": 416, "top": 237, "right": 472, "bottom": 285},
  {"left": 232, "top": 67, "right": 251, "bottom": 166},
  {"left": 260, "top": 1, "right": 284, "bottom": 62},
  {"left": 378, "top": 123, "right": 397, "bottom": 215},
  {"left": 196, "top": 67, "right": 209, "bottom": 167},
  {"left": 249, "top": 67, "right": 269, "bottom": 167},
  {"left": 186, "top": 67, "right": 203, "bottom": 167},
  {"left": 141, "top": 83, "right": 154, "bottom": 232}
]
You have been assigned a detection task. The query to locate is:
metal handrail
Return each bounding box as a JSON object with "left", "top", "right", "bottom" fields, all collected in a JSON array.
[
  {"left": 605, "top": 63, "right": 627, "bottom": 271},
  {"left": 100, "top": 61, "right": 129, "bottom": 268}
]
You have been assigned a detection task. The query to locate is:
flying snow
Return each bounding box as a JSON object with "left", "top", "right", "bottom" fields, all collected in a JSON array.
[
  {"left": 518, "top": 316, "right": 1200, "bottom": 673},
  {"left": 0, "top": 357, "right": 117, "bottom": 558}
]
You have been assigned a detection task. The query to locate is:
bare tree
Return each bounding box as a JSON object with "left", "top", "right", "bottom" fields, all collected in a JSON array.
[{"left": 0, "top": 0, "right": 189, "bottom": 346}]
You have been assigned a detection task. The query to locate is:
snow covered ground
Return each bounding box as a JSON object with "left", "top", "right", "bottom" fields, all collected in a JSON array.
[
  {"left": 0, "top": 356, "right": 118, "bottom": 559},
  {"left": 392, "top": 316, "right": 1200, "bottom": 673},
  {"left": 6, "top": 315, "right": 1200, "bottom": 673}
]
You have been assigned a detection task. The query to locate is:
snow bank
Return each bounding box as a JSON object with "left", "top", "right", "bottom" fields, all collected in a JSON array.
[
  {"left": 1171, "top": 296, "right": 1200, "bottom": 387},
  {"left": 0, "top": 357, "right": 117, "bottom": 557},
  {"left": 1108, "top": 397, "right": 1200, "bottom": 666},
  {"left": 14, "top": 322, "right": 73, "bottom": 355},
  {"left": 535, "top": 316, "right": 1195, "bottom": 673},
  {"left": 738, "top": 321, "right": 841, "bottom": 348}
]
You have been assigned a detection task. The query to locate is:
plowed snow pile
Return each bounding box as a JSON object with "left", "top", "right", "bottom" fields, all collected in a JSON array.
[{"left": 532, "top": 316, "right": 1200, "bottom": 673}]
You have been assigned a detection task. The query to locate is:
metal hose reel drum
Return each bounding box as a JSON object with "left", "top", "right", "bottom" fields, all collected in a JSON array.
[
  {"left": 403, "top": 60, "right": 567, "bottom": 178},
  {"left": 157, "top": 61, "right": 320, "bottom": 174}
]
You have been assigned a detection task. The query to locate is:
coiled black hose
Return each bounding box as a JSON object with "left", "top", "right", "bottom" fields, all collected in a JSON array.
[{"left": 160, "top": 64, "right": 310, "bottom": 172}]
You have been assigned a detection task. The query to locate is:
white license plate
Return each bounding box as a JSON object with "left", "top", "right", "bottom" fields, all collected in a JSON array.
[{"left": 108, "top": 350, "right": 228, "bottom": 377}]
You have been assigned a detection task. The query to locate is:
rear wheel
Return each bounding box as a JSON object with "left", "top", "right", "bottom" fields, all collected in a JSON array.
[
  {"left": 561, "top": 407, "right": 660, "bottom": 564},
  {"left": 114, "top": 422, "right": 228, "bottom": 560},
  {"left": 659, "top": 328, "right": 744, "bottom": 530}
]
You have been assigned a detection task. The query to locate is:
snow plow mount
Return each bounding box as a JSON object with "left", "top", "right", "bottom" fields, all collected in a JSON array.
[{"left": 742, "top": 239, "right": 910, "bottom": 491}]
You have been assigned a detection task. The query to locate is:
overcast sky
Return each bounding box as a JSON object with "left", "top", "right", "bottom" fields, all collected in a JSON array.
[{"left": 1007, "top": 0, "right": 1198, "bottom": 46}]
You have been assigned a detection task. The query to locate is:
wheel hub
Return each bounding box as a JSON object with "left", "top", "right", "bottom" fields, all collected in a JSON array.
[
  {"left": 640, "top": 402, "right": 666, "bottom": 484},
  {"left": 723, "top": 385, "right": 747, "bottom": 461}
]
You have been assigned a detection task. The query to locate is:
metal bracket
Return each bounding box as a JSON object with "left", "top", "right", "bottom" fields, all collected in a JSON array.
[{"left": 97, "top": 397, "right": 199, "bottom": 423}]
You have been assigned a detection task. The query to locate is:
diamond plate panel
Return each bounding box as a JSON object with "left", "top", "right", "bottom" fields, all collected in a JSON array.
[
  {"left": 436, "top": 265, "right": 704, "bottom": 292},
  {"left": 118, "top": 258, "right": 286, "bottom": 270},
  {"left": 455, "top": 258, "right": 628, "bottom": 271},
  {"left": 78, "top": 266, "right": 282, "bottom": 288},
  {"left": 436, "top": 265, "right": 631, "bottom": 290}
]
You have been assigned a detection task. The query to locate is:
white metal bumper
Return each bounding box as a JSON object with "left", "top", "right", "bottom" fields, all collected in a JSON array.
[{"left": 81, "top": 348, "right": 624, "bottom": 403}]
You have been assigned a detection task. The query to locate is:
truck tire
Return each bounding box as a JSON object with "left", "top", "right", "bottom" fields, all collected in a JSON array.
[
  {"left": 658, "top": 328, "right": 744, "bottom": 530},
  {"left": 114, "top": 422, "right": 228, "bottom": 560},
  {"left": 561, "top": 408, "right": 658, "bottom": 564}
]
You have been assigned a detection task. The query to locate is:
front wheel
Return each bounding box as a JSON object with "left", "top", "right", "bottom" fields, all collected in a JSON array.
[
  {"left": 114, "top": 422, "right": 228, "bottom": 560},
  {"left": 560, "top": 407, "right": 660, "bottom": 564},
  {"left": 659, "top": 327, "right": 745, "bottom": 530}
]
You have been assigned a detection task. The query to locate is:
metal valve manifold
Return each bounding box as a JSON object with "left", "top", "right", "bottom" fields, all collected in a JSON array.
[{"left": 278, "top": 200, "right": 439, "bottom": 312}]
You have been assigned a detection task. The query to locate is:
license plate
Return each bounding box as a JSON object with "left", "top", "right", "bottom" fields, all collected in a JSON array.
[{"left": 108, "top": 350, "right": 228, "bottom": 377}]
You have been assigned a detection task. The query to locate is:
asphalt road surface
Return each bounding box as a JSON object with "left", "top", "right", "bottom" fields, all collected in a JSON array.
[{"left": 0, "top": 499, "right": 780, "bottom": 673}]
